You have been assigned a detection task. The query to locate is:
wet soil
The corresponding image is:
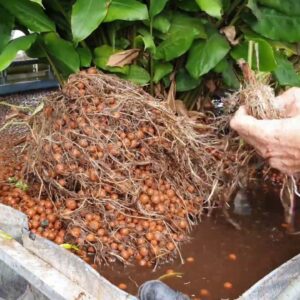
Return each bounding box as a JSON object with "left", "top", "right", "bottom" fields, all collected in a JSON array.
[{"left": 100, "top": 188, "right": 300, "bottom": 299}]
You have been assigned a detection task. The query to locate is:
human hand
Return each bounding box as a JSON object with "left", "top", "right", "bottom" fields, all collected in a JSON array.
[
  {"left": 274, "top": 87, "right": 300, "bottom": 117},
  {"left": 230, "top": 88, "right": 300, "bottom": 175}
]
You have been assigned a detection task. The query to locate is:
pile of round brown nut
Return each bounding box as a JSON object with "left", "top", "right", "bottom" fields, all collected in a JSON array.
[{"left": 23, "top": 69, "right": 231, "bottom": 267}]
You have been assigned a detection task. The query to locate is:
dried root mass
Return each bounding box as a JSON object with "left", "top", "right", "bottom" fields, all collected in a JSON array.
[
  {"left": 230, "top": 81, "right": 281, "bottom": 119},
  {"left": 24, "top": 69, "right": 241, "bottom": 266}
]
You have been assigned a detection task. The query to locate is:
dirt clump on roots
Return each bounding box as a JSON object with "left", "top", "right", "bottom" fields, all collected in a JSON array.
[{"left": 23, "top": 68, "right": 242, "bottom": 267}]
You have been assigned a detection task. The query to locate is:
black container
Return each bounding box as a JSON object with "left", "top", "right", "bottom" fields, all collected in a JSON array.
[{"left": 0, "top": 59, "right": 59, "bottom": 96}]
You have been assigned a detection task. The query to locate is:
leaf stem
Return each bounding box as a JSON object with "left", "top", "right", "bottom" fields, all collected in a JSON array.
[
  {"left": 112, "top": 29, "right": 116, "bottom": 51},
  {"left": 80, "top": 40, "right": 89, "bottom": 50},
  {"left": 132, "top": 25, "right": 137, "bottom": 48},
  {"left": 189, "top": 84, "right": 203, "bottom": 110},
  {"left": 248, "top": 40, "right": 254, "bottom": 69},
  {"left": 53, "top": 0, "right": 69, "bottom": 22},
  {"left": 149, "top": 12, "right": 154, "bottom": 96},
  {"left": 226, "top": 0, "right": 242, "bottom": 21},
  {"left": 100, "top": 29, "right": 108, "bottom": 45},
  {"left": 230, "top": 0, "right": 247, "bottom": 26},
  {"left": 183, "top": 91, "right": 192, "bottom": 104}
]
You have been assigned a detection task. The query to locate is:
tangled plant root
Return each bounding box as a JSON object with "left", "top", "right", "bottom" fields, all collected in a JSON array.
[
  {"left": 227, "top": 62, "right": 297, "bottom": 232},
  {"left": 234, "top": 82, "right": 280, "bottom": 119},
  {"left": 25, "top": 69, "right": 241, "bottom": 266},
  {"left": 23, "top": 63, "right": 291, "bottom": 266},
  {"left": 225, "top": 62, "right": 280, "bottom": 119}
]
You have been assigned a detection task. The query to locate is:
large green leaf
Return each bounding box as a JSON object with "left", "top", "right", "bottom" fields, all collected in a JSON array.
[
  {"left": 247, "top": 0, "right": 261, "bottom": 18},
  {"left": 169, "top": 12, "right": 207, "bottom": 39},
  {"left": 214, "top": 58, "right": 227, "bottom": 73},
  {"left": 222, "top": 0, "right": 232, "bottom": 13},
  {"left": 137, "top": 28, "right": 156, "bottom": 54},
  {"left": 247, "top": 8, "right": 300, "bottom": 43},
  {"left": 115, "top": 38, "right": 130, "bottom": 49},
  {"left": 273, "top": 54, "right": 300, "bottom": 87},
  {"left": 77, "top": 47, "right": 92, "bottom": 67},
  {"left": 42, "top": 0, "right": 74, "bottom": 14},
  {"left": 120, "top": 65, "right": 150, "bottom": 85},
  {"left": 176, "top": 68, "right": 201, "bottom": 92},
  {"left": 176, "top": 0, "right": 200, "bottom": 12},
  {"left": 104, "top": 0, "right": 148, "bottom": 22},
  {"left": 71, "top": 0, "right": 107, "bottom": 43},
  {"left": 154, "top": 12, "right": 207, "bottom": 61},
  {"left": 155, "top": 31, "right": 196, "bottom": 61},
  {"left": 214, "top": 59, "right": 240, "bottom": 89},
  {"left": 42, "top": 0, "right": 74, "bottom": 40},
  {"left": 230, "top": 38, "right": 277, "bottom": 72},
  {"left": 269, "top": 41, "right": 297, "bottom": 57},
  {"left": 26, "top": 35, "right": 46, "bottom": 58},
  {"left": 0, "top": 7, "right": 14, "bottom": 53},
  {"left": 152, "top": 14, "right": 171, "bottom": 33},
  {"left": 94, "top": 45, "right": 129, "bottom": 74},
  {"left": 31, "top": 0, "right": 43, "bottom": 4},
  {"left": 149, "top": 0, "right": 168, "bottom": 18},
  {"left": 42, "top": 32, "right": 80, "bottom": 75},
  {"left": 0, "top": 34, "right": 37, "bottom": 71},
  {"left": 186, "top": 33, "right": 230, "bottom": 78},
  {"left": 222, "top": 66, "right": 240, "bottom": 89},
  {"left": 0, "top": 0, "right": 55, "bottom": 32},
  {"left": 153, "top": 62, "right": 173, "bottom": 83},
  {"left": 195, "top": 0, "right": 222, "bottom": 18},
  {"left": 258, "top": 0, "right": 300, "bottom": 16}
]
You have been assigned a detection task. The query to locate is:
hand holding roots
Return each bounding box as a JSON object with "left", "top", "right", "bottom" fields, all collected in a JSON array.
[{"left": 230, "top": 62, "right": 297, "bottom": 232}]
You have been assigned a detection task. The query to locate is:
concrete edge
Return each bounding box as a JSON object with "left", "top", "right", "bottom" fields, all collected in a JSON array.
[
  {"left": 239, "top": 254, "right": 300, "bottom": 300},
  {"left": 0, "top": 203, "right": 137, "bottom": 300},
  {"left": 23, "top": 232, "right": 137, "bottom": 300},
  {"left": 0, "top": 235, "right": 95, "bottom": 300}
]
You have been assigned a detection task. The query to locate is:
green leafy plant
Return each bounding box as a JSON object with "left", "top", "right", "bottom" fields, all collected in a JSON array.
[{"left": 0, "top": 0, "right": 299, "bottom": 107}]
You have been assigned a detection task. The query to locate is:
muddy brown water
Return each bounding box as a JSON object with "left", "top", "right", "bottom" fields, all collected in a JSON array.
[{"left": 100, "top": 187, "right": 300, "bottom": 299}]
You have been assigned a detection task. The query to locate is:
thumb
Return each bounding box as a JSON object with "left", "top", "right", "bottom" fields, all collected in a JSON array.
[
  {"left": 234, "top": 105, "right": 248, "bottom": 117},
  {"left": 230, "top": 106, "right": 253, "bottom": 131}
]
